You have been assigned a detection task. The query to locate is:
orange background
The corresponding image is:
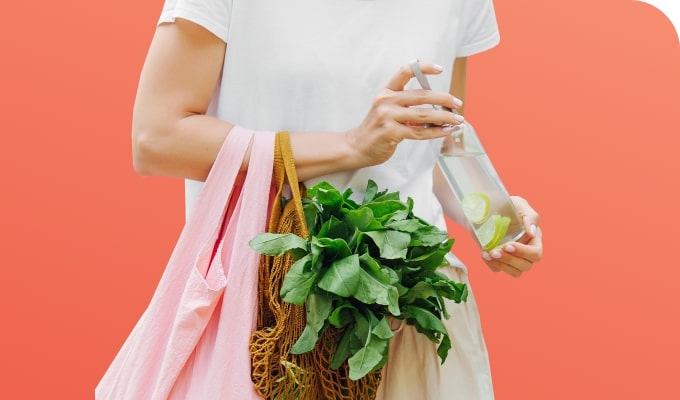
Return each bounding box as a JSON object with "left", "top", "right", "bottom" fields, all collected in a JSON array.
[{"left": 1, "top": 0, "right": 679, "bottom": 398}]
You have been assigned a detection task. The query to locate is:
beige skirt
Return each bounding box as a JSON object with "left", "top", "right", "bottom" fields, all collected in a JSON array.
[{"left": 375, "top": 261, "right": 494, "bottom": 400}]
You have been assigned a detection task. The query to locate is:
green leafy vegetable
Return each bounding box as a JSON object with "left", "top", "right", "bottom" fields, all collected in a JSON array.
[
  {"left": 348, "top": 346, "right": 384, "bottom": 381},
  {"left": 364, "top": 230, "right": 411, "bottom": 260},
  {"left": 249, "top": 179, "right": 468, "bottom": 380},
  {"left": 317, "top": 255, "right": 362, "bottom": 297},
  {"left": 290, "top": 292, "right": 333, "bottom": 354},
  {"left": 249, "top": 233, "right": 308, "bottom": 258},
  {"left": 279, "top": 255, "right": 317, "bottom": 305}
]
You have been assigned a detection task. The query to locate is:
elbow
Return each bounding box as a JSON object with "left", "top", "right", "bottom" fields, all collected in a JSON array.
[{"left": 131, "top": 127, "right": 169, "bottom": 177}]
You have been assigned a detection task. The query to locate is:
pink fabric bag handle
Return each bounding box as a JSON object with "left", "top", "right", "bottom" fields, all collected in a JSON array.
[
  {"left": 166, "top": 130, "right": 274, "bottom": 399},
  {"left": 96, "top": 127, "right": 274, "bottom": 400}
]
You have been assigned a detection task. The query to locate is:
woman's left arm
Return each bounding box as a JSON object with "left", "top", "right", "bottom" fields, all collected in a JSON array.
[{"left": 433, "top": 58, "right": 544, "bottom": 277}]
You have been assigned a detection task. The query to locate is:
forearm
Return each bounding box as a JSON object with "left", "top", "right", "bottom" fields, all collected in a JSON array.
[{"left": 133, "top": 112, "right": 362, "bottom": 182}]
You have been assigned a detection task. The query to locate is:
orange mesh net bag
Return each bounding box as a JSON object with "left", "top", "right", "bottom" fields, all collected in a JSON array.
[{"left": 250, "top": 132, "right": 382, "bottom": 400}]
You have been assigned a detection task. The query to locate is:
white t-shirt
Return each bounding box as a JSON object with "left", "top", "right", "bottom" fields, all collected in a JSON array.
[
  {"left": 157, "top": 3, "right": 500, "bottom": 397},
  {"left": 159, "top": 0, "right": 499, "bottom": 229}
]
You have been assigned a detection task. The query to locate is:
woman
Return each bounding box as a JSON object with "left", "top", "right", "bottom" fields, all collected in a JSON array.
[{"left": 131, "top": 0, "right": 543, "bottom": 398}]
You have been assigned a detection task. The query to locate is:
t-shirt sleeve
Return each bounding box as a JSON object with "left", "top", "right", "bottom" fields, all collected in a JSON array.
[
  {"left": 457, "top": 0, "right": 501, "bottom": 56},
  {"left": 158, "top": 0, "right": 233, "bottom": 43}
]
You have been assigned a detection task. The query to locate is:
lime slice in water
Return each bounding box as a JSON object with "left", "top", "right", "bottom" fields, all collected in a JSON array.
[
  {"left": 461, "top": 192, "right": 491, "bottom": 224},
  {"left": 476, "top": 214, "right": 512, "bottom": 251},
  {"left": 492, "top": 216, "right": 511, "bottom": 248}
]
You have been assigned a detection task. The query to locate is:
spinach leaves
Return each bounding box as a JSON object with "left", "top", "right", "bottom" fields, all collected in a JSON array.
[{"left": 249, "top": 180, "right": 468, "bottom": 380}]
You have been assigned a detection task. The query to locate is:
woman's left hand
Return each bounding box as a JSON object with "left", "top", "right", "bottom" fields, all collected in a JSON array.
[{"left": 481, "top": 196, "right": 543, "bottom": 277}]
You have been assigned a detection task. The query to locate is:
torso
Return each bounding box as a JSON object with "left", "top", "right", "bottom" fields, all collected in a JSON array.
[{"left": 187, "top": 0, "right": 494, "bottom": 229}]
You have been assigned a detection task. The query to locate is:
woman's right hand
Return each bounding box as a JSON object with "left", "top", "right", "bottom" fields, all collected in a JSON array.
[{"left": 345, "top": 62, "right": 466, "bottom": 167}]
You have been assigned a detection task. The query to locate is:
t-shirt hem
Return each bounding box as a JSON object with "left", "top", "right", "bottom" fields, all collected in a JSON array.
[
  {"left": 158, "top": 8, "right": 229, "bottom": 43},
  {"left": 458, "top": 32, "right": 501, "bottom": 57}
]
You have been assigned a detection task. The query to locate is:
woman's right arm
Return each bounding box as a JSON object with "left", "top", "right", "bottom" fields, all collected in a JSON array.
[{"left": 132, "top": 18, "right": 464, "bottom": 182}]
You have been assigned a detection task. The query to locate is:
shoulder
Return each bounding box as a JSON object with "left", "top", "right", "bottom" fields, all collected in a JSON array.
[
  {"left": 157, "top": 0, "right": 235, "bottom": 43},
  {"left": 458, "top": 0, "right": 500, "bottom": 57}
]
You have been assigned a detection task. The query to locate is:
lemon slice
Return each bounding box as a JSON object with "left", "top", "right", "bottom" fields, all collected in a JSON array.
[
  {"left": 476, "top": 214, "right": 511, "bottom": 251},
  {"left": 461, "top": 192, "right": 491, "bottom": 224}
]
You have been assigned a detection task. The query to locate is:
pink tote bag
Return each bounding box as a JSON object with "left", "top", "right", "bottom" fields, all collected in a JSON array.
[{"left": 96, "top": 127, "right": 273, "bottom": 399}]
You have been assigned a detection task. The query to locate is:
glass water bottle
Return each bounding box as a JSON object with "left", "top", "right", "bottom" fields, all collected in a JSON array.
[{"left": 435, "top": 122, "right": 526, "bottom": 251}]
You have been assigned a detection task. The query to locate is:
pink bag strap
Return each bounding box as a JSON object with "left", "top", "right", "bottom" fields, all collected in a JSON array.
[
  {"left": 185, "top": 126, "right": 255, "bottom": 245},
  {"left": 191, "top": 130, "right": 274, "bottom": 398},
  {"left": 232, "top": 130, "right": 276, "bottom": 257}
]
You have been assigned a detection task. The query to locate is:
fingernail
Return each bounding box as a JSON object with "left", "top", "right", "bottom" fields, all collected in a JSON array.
[
  {"left": 433, "top": 64, "right": 444, "bottom": 72},
  {"left": 442, "top": 124, "right": 461, "bottom": 132},
  {"left": 452, "top": 97, "right": 463, "bottom": 107},
  {"left": 453, "top": 114, "right": 465, "bottom": 122},
  {"left": 504, "top": 244, "right": 515, "bottom": 253},
  {"left": 530, "top": 224, "right": 537, "bottom": 236},
  {"left": 482, "top": 252, "right": 492, "bottom": 261},
  {"left": 491, "top": 250, "right": 503, "bottom": 259}
]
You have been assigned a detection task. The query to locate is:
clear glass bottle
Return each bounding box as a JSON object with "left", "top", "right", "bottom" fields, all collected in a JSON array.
[
  {"left": 408, "top": 59, "right": 525, "bottom": 250},
  {"left": 435, "top": 122, "right": 526, "bottom": 251}
]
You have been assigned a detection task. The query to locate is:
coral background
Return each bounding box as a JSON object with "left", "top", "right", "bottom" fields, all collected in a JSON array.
[{"left": 1, "top": 0, "right": 678, "bottom": 398}]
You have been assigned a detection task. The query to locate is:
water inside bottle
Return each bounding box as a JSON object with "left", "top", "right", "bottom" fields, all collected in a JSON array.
[{"left": 437, "top": 152, "right": 526, "bottom": 249}]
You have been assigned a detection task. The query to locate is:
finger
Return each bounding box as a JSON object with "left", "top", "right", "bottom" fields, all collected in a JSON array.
[
  {"left": 514, "top": 200, "right": 539, "bottom": 226},
  {"left": 482, "top": 253, "right": 523, "bottom": 277},
  {"left": 513, "top": 196, "right": 541, "bottom": 239},
  {"left": 394, "top": 89, "right": 464, "bottom": 112},
  {"left": 395, "top": 106, "right": 464, "bottom": 129},
  {"left": 490, "top": 261, "right": 523, "bottom": 277},
  {"left": 509, "top": 228, "right": 544, "bottom": 262},
  {"left": 407, "top": 124, "right": 458, "bottom": 141},
  {"left": 385, "top": 62, "right": 444, "bottom": 92},
  {"left": 481, "top": 255, "right": 501, "bottom": 272},
  {"left": 498, "top": 233, "right": 543, "bottom": 274},
  {"left": 497, "top": 263, "right": 524, "bottom": 278},
  {"left": 487, "top": 247, "right": 534, "bottom": 272}
]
